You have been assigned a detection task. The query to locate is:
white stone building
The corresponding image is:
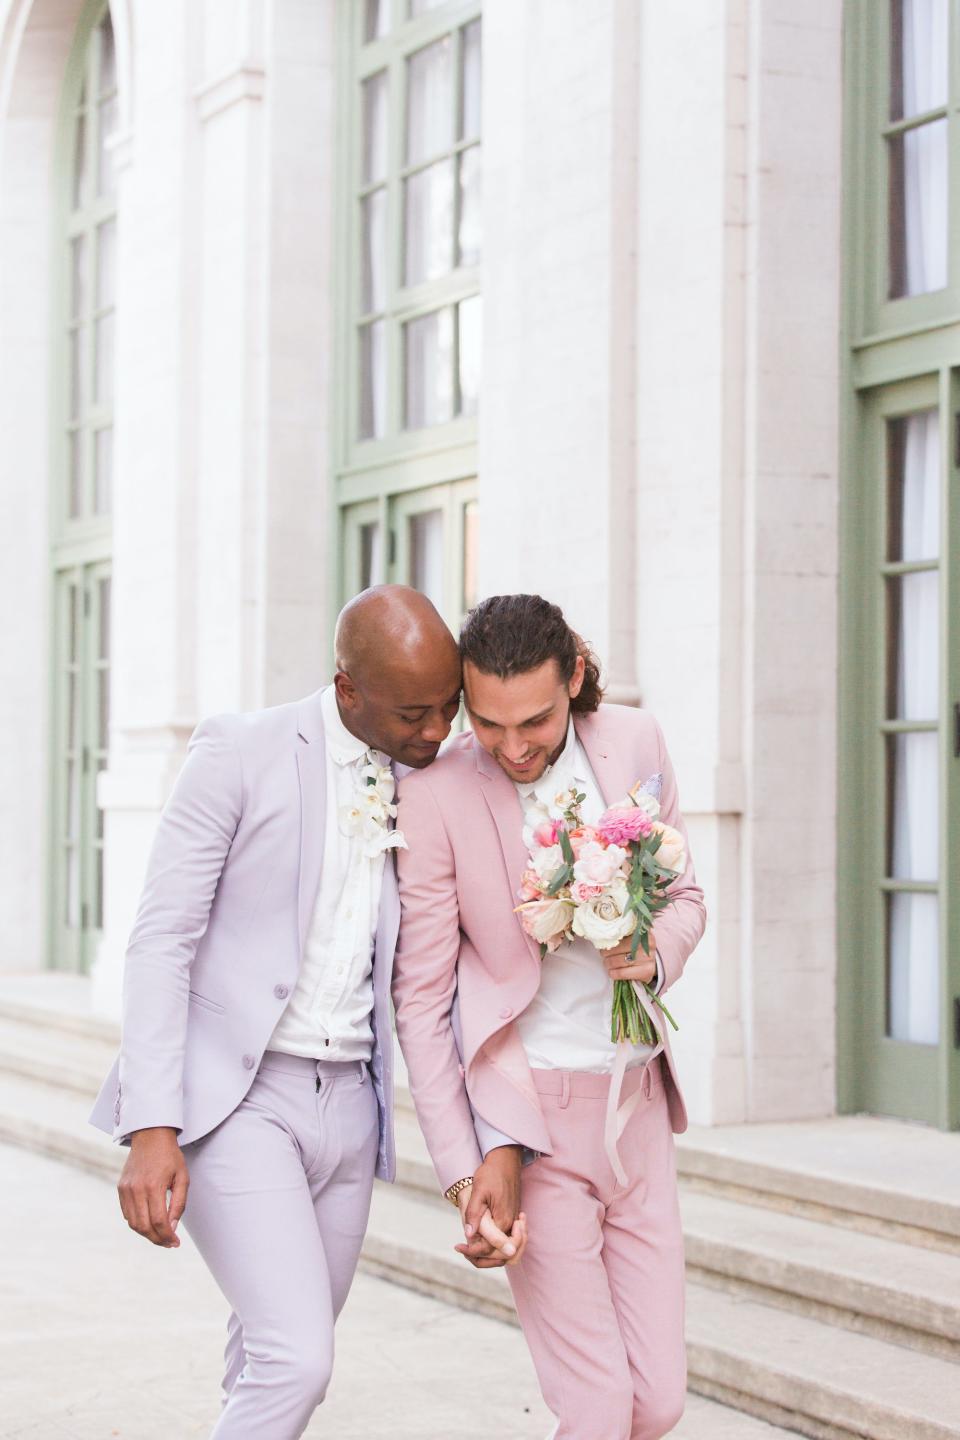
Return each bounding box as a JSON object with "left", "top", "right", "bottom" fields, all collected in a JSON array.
[{"left": 0, "top": 0, "right": 955, "bottom": 1138}]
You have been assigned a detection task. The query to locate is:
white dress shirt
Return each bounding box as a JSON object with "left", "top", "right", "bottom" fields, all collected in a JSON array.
[
  {"left": 514, "top": 721, "right": 659, "bottom": 1075},
  {"left": 269, "top": 686, "right": 387, "bottom": 1061}
]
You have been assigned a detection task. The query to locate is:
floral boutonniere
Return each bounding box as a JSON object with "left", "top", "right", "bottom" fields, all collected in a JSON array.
[{"left": 340, "top": 756, "right": 408, "bottom": 859}]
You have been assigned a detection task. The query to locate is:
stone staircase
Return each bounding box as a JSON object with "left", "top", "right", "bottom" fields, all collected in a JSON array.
[{"left": 2, "top": 977, "right": 960, "bottom": 1440}]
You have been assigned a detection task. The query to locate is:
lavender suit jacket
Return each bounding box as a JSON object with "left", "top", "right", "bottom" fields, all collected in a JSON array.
[{"left": 89, "top": 689, "right": 398, "bottom": 1182}]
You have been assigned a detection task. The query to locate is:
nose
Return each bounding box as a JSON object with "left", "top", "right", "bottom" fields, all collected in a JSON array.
[{"left": 419, "top": 710, "right": 451, "bottom": 743}]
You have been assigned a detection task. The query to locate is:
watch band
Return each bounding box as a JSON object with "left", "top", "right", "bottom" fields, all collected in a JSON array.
[{"left": 444, "top": 1175, "right": 474, "bottom": 1207}]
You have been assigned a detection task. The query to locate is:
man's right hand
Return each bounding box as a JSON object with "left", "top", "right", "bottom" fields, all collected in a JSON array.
[{"left": 117, "top": 1127, "right": 189, "bottom": 1248}]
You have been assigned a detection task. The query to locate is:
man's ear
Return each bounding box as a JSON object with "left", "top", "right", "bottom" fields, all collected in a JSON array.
[
  {"left": 334, "top": 671, "right": 357, "bottom": 709},
  {"left": 568, "top": 653, "right": 586, "bottom": 699}
]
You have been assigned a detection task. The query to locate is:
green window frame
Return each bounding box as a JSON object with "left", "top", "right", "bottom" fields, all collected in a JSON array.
[
  {"left": 333, "top": 0, "right": 482, "bottom": 630},
  {"left": 49, "top": 0, "right": 116, "bottom": 973},
  {"left": 840, "top": 0, "right": 960, "bottom": 1127}
]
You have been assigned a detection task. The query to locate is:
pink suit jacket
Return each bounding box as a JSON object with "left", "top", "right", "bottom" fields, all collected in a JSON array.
[
  {"left": 392, "top": 704, "right": 706, "bottom": 1195},
  {"left": 89, "top": 689, "right": 399, "bottom": 1181}
]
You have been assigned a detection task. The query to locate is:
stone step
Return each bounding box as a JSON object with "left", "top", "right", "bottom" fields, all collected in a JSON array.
[
  {"left": 677, "top": 1118, "right": 960, "bottom": 1257},
  {"left": 0, "top": 1011, "right": 116, "bottom": 1097},
  {"left": 682, "top": 1189, "right": 960, "bottom": 1364}
]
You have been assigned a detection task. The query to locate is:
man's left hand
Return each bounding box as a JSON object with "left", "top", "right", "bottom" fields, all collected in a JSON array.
[{"left": 602, "top": 927, "right": 658, "bottom": 985}]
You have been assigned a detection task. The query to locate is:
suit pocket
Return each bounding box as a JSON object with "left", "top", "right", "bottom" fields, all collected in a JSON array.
[{"left": 188, "top": 989, "right": 225, "bottom": 1015}]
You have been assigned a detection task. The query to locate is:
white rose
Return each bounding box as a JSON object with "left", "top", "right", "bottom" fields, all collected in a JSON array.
[
  {"left": 572, "top": 840, "right": 628, "bottom": 888},
  {"left": 628, "top": 787, "right": 660, "bottom": 820},
  {"left": 530, "top": 843, "right": 565, "bottom": 884},
  {"left": 571, "top": 877, "right": 637, "bottom": 949},
  {"left": 652, "top": 822, "right": 686, "bottom": 873}
]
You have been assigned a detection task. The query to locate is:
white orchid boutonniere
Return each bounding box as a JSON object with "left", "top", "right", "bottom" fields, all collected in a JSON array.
[{"left": 339, "top": 755, "right": 408, "bottom": 859}]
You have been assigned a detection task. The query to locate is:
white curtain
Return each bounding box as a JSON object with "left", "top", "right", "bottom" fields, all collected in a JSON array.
[
  {"left": 889, "top": 410, "right": 940, "bottom": 1045},
  {"left": 901, "top": 0, "right": 949, "bottom": 294}
]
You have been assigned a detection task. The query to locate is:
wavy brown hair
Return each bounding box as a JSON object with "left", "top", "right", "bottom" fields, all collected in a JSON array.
[{"left": 459, "top": 594, "right": 604, "bottom": 714}]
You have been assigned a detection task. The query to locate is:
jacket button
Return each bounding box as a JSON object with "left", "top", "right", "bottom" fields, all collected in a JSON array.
[
  {"left": 242, "top": 1053, "right": 256, "bottom": 1070},
  {"left": 499, "top": 1007, "right": 513, "bottom": 1019},
  {"left": 274, "top": 984, "right": 289, "bottom": 999}
]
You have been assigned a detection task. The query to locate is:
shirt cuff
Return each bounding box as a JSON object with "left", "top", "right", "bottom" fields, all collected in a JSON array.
[{"left": 653, "top": 950, "right": 665, "bottom": 995}]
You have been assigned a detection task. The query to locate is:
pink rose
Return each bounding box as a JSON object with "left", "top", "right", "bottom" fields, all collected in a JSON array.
[
  {"left": 572, "top": 840, "right": 629, "bottom": 888},
  {"left": 533, "top": 819, "right": 562, "bottom": 848},
  {"left": 597, "top": 804, "right": 653, "bottom": 847},
  {"left": 571, "top": 879, "right": 603, "bottom": 904}
]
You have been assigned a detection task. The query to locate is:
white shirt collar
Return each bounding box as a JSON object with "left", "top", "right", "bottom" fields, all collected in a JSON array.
[
  {"left": 321, "top": 684, "right": 382, "bottom": 769},
  {"left": 516, "top": 716, "right": 582, "bottom": 804}
]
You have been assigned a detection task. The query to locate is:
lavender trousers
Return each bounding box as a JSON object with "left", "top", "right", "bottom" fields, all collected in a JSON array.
[
  {"left": 507, "top": 1060, "right": 686, "bottom": 1440},
  {"left": 181, "top": 1051, "right": 379, "bottom": 1438}
]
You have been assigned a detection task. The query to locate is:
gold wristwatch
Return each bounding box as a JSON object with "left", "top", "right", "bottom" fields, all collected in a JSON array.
[{"left": 444, "top": 1176, "right": 473, "bottom": 1207}]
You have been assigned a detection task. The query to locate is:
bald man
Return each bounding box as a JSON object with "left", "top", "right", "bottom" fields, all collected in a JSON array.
[{"left": 89, "top": 587, "right": 519, "bottom": 1438}]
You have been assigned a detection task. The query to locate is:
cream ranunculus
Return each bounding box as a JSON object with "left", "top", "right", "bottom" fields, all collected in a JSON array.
[
  {"left": 652, "top": 822, "right": 686, "bottom": 873},
  {"left": 571, "top": 877, "right": 637, "bottom": 949}
]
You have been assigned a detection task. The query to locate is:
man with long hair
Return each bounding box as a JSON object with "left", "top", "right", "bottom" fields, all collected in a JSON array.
[{"left": 393, "top": 593, "right": 705, "bottom": 1440}]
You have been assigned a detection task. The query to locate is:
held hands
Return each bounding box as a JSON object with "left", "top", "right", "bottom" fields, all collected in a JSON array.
[
  {"left": 601, "top": 925, "right": 658, "bottom": 985},
  {"left": 454, "top": 1145, "right": 528, "bottom": 1269},
  {"left": 118, "top": 1126, "right": 189, "bottom": 1248}
]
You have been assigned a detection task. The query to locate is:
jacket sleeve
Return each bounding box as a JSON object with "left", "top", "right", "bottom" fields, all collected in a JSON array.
[
  {"left": 116, "top": 716, "right": 242, "bottom": 1138},
  {"left": 392, "top": 773, "right": 484, "bottom": 1194},
  {"left": 650, "top": 717, "right": 706, "bottom": 993}
]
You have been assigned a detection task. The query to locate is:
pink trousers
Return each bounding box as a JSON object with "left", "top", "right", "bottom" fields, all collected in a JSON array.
[
  {"left": 181, "top": 1052, "right": 379, "bottom": 1438},
  {"left": 508, "top": 1060, "right": 686, "bottom": 1440}
]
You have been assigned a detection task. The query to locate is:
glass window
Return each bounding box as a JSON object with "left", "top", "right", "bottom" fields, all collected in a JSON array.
[{"left": 887, "top": 0, "right": 950, "bottom": 297}]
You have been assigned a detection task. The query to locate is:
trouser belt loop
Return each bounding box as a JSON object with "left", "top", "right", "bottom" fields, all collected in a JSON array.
[{"left": 559, "top": 1072, "right": 571, "bottom": 1109}]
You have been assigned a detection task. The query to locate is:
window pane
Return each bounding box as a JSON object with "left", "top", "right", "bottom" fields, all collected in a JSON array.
[
  {"left": 887, "top": 410, "right": 939, "bottom": 561},
  {"left": 360, "top": 521, "right": 383, "bottom": 589},
  {"left": 887, "top": 891, "right": 939, "bottom": 1044},
  {"left": 458, "top": 144, "right": 481, "bottom": 266},
  {"left": 409, "top": 508, "right": 444, "bottom": 610},
  {"left": 68, "top": 583, "right": 80, "bottom": 664},
  {"left": 96, "top": 219, "right": 116, "bottom": 310},
  {"left": 70, "top": 236, "right": 85, "bottom": 321},
  {"left": 406, "top": 38, "right": 453, "bottom": 167},
  {"left": 94, "top": 313, "right": 114, "bottom": 405},
  {"left": 365, "top": 0, "right": 391, "bottom": 41},
  {"left": 359, "top": 320, "right": 387, "bottom": 440},
  {"left": 72, "top": 111, "right": 87, "bottom": 210},
  {"left": 68, "top": 431, "right": 82, "bottom": 518},
  {"left": 65, "top": 838, "right": 80, "bottom": 928},
  {"left": 98, "top": 668, "right": 110, "bottom": 752},
  {"left": 69, "top": 330, "right": 82, "bottom": 421},
  {"left": 362, "top": 71, "right": 389, "bottom": 185},
  {"left": 404, "top": 159, "right": 454, "bottom": 285},
  {"left": 887, "top": 570, "right": 939, "bottom": 720},
  {"left": 361, "top": 187, "right": 387, "bottom": 313},
  {"left": 457, "top": 294, "right": 481, "bottom": 417},
  {"left": 462, "top": 498, "right": 478, "bottom": 612},
  {"left": 97, "top": 93, "right": 118, "bottom": 198},
  {"left": 461, "top": 20, "right": 481, "bottom": 141},
  {"left": 98, "top": 12, "right": 116, "bottom": 96},
  {"left": 66, "top": 670, "right": 78, "bottom": 750},
  {"left": 98, "top": 576, "right": 111, "bottom": 662},
  {"left": 890, "top": 0, "right": 948, "bottom": 120},
  {"left": 889, "top": 731, "right": 939, "bottom": 880},
  {"left": 94, "top": 427, "right": 113, "bottom": 515},
  {"left": 404, "top": 308, "right": 454, "bottom": 429},
  {"left": 409, "top": 0, "right": 447, "bottom": 14},
  {"left": 888, "top": 119, "right": 948, "bottom": 297}
]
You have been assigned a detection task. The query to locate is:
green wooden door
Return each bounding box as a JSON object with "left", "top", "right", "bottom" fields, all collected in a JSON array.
[{"left": 840, "top": 376, "right": 960, "bottom": 1127}]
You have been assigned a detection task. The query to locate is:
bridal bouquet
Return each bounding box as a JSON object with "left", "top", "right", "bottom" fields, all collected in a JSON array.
[{"left": 516, "top": 781, "right": 683, "bottom": 1046}]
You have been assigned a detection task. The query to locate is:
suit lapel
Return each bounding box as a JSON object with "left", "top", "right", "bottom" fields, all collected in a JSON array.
[
  {"left": 296, "top": 692, "right": 328, "bottom": 955},
  {"left": 574, "top": 708, "right": 631, "bottom": 809},
  {"left": 474, "top": 741, "right": 543, "bottom": 963}
]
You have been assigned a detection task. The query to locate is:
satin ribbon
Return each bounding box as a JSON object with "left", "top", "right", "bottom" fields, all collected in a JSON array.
[{"left": 603, "top": 982, "right": 665, "bottom": 1187}]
